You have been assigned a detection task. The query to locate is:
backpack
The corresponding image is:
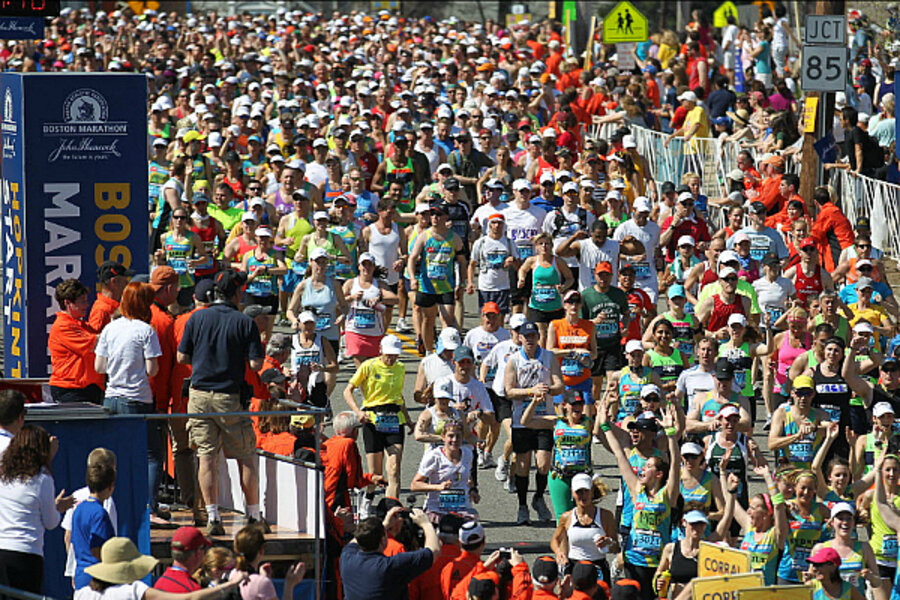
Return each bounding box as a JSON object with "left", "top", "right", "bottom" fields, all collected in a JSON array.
[
  {"left": 862, "top": 131, "right": 885, "bottom": 172},
  {"left": 551, "top": 207, "right": 588, "bottom": 239}
]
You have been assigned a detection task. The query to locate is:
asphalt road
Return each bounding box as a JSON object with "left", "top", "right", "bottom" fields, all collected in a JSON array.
[{"left": 304, "top": 291, "right": 771, "bottom": 559}]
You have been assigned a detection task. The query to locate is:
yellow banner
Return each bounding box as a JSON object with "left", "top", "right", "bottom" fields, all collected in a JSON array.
[
  {"left": 739, "top": 586, "right": 812, "bottom": 600},
  {"left": 803, "top": 97, "right": 819, "bottom": 133},
  {"left": 698, "top": 541, "right": 752, "bottom": 577},
  {"left": 692, "top": 573, "right": 764, "bottom": 600}
]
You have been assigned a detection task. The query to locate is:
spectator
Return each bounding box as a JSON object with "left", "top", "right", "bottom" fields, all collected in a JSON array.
[
  {"left": 810, "top": 187, "right": 855, "bottom": 273},
  {"left": 153, "top": 527, "right": 211, "bottom": 592},
  {"left": 94, "top": 282, "right": 164, "bottom": 522},
  {"left": 321, "top": 411, "right": 385, "bottom": 513},
  {"left": 71, "top": 455, "right": 117, "bottom": 589},
  {"left": 340, "top": 510, "right": 440, "bottom": 600},
  {"left": 48, "top": 279, "right": 105, "bottom": 404},
  {"left": 74, "top": 537, "right": 240, "bottom": 600},
  {"left": 177, "top": 269, "right": 265, "bottom": 536},
  {"left": 230, "top": 526, "right": 306, "bottom": 600},
  {"left": 62, "top": 449, "right": 118, "bottom": 589},
  {"left": 0, "top": 390, "right": 25, "bottom": 457},
  {"left": 0, "top": 425, "right": 74, "bottom": 593},
  {"left": 89, "top": 261, "right": 135, "bottom": 332}
]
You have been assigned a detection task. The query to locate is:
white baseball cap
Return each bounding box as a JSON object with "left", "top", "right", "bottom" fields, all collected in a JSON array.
[
  {"left": 718, "top": 266, "right": 738, "bottom": 279},
  {"left": 358, "top": 251, "right": 376, "bottom": 266},
  {"left": 380, "top": 335, "right": 403, "bottom": 355},
  {"left": 513, "top": 179, "right": 533, "bottom": 191},
  {"left": 562, "top": 181, "right": 579, "bottom": 194},
  {"left": 874, "top": 402, "right": 896, "bottom": 418},
  {"left": 298, "top": 310, "right": 317, "bottom": 323},
  {"left": 571, "top": 473, "right": 593, "bottom": 492},
  {"left": 625, "top": 340, "right": 644, "bottom": 354},
  {"left": 640, "top": 384, "right": 661, "bottom": 399},
  {"left": 727, "top": 313, "right": 747, "bottom": 327},
  {"left": 254, "top": 227, "right": 273, "bottom": 238},
  {"left": 439, "top": 327, "right": 461, "bottom": 350},
  {"left": 313, "top": 210, "right": 330, "bottom": 221},
  {"left": 633, "top": 197, "right": 651, "bottom": 213},
  {"left": 309, "top": 247, "right": 330, "bottom": 261},
  {"left": 678, "top": 90, "right": 698, "bottom": 103},
  {"left": 677, "top": 235, "right": 695, "bottom": 247}
]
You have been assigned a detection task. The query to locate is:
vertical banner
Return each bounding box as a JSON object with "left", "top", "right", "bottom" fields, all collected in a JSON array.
[
  {"left": 735, "top": 48, "right": 746, "bottom": 93},
  {"left": 1, "top": 76, "right": 25, "bottom": 378},
  {"left": 0, "top": 73, "right": 148, "bottom": 378}
]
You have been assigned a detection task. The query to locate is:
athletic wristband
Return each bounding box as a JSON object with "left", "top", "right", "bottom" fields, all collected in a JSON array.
[
  {"left": 665, "top": 427, "right": 677, "bottom": 437},
  {"left": 771, "top": 493, "right": 785, "bottom": 505},
  {"left": 767, "top": 485, "right": 778, "bottom": 496},
  {"left": 599, "top": 422, "right": 611, "bottom": 432}
]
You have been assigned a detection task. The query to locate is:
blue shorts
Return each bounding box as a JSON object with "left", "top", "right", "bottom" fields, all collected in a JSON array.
[
  {"left": 281, "top": 269, "right": 302, "bottom": 293},
  {"left": 477, "top": 289, "right": 510, "bottom": 314}
]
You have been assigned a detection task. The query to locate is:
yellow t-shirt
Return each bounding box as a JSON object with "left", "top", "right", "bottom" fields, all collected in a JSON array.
[
  {"left": 850, "top": 303, "right": 890, "bottom": 348},
  {"left": 349, "top": 356, "right": 406, "bottom": 410},
  {"left": 683, "top": 106, "right": 710, "bottom": 153}
]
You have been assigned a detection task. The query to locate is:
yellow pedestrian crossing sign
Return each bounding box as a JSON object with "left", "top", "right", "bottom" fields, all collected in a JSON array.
[
  {"left": 603, "top": 1, "right": 648, "bottom": 43},
  {"left": 713, "top": 1, "right": 739, "bottom": 28}
]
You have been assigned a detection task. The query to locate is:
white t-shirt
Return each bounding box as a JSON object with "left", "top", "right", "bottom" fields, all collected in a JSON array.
[
  {"left": 483, "top": 339, "right": 519, "bottom": 395},
  {"left": 576, "top": 238, "right": 620, "bottom": 291},
  {"left": 542, "top": 206, "right": 596, "bottom": 267},
  {"left": 613, "top": 219, "right": 661, "bottom": 297},
  {"left": 470, "top": 235, "right": 519, "bottom": 291},
  {"left": 95, "top": 318, "right": 162, "bottom": 403},
  {"left": 470, "top": 202, "right": 509, "bottom": 234},
  {"left": 0, "top": 471, "right": 60, "bottom": 556},
  {"left": 753, "top": 276, "right": 795, "bottom": 325},
  {"left": 0, "top": 429, "right": 13, "bottom": 458},
  {"left": 417, "top": 445, "right": 474, "bottom": 514},
  {"left": 63, "top": 486, "right": 118, "bottom": 578},
  {"left": 464, "top": 326, "right": 511, "bottom": 370},
  {"left": 421, "top": 353, "right": 456, "bottom": 388},
  {"left": 75, "top": 581, "right": 149, "bottom": 600},
  {"left": 436, "top": 375, "right": 494, "bottom": 414},
  {"left": 502, "top": 203, "right": 546, "bottom": 261}
]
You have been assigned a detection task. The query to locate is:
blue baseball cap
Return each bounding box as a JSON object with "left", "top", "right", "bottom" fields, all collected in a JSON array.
[
  {"left": 519, "top": 321, "right": 539, "bottom": 337},
  {"left": 668, "top": 284, "right": 686, "bottom": 299}
]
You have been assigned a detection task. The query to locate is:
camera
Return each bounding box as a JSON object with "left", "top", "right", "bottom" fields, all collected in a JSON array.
[{"left": 498, "top": 547, "right": 512, "bottom": 560}]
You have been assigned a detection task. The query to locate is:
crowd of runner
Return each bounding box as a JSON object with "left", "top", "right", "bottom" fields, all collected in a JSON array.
[{"left": 8, "top": 2, "right": 900, "bottom": 600}]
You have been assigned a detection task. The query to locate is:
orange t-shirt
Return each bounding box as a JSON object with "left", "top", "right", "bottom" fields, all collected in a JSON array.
[
  {"left": 172, "top": 306, "right": 206, "bottom": 413},
  {"left": 552, "top": 318, "right": 594, "bottom": 386},
  {"left": 88, "top": 293, "right": 119, "bottom": 333},
  {"left": 150, "top": 303, "right": 176, "bottom": 412},
  {"left": 48, "top": 312, "right": 104, "bottom": 390}
]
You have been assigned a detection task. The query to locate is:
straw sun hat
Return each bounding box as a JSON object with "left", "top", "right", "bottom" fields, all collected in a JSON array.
[{"left": 85, "top": 538, "right": 159, "bottom": 585}]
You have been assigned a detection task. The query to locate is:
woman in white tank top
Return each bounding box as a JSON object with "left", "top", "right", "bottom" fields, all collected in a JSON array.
[{"left": 550, "top": 473, "right": 618, "bottom": 585}]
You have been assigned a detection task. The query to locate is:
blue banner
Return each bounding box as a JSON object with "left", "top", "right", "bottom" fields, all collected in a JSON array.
[
  {"left": 813, "top": 132, "right": 838, "bottom": 164},
  {"left": 735, "top": 48, "right": 746, "bottom": 94},
  {"left": 0, "top": 16, "right": 44, "bottom": 39},
  {"left": 0, "top": 73, "right": 148, "bottom": 377}
]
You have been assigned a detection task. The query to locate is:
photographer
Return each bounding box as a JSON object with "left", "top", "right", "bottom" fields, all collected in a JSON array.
[{"left": 340, "top": 509, "right": 440, "bottom": 600}]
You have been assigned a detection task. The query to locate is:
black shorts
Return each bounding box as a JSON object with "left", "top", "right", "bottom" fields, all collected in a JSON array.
[
  {"left": 478, "top": 290, "right": 510, "bottom": 314},
  {"left": 361, "top": 422, "right": 405, "bottom": 454},
  {"left": 879, "top": 564, "right": 896, "bottom": 582},
  {"left": 386, "top": 282, "right": 399, "bottom": 295},
  {"left": 591, "top": 345, "right": 623, "bottom": 377},
  {"left": 527, "top": 307, "right": 564, "bottom": 324},
  {"left": 511, "top": 269, "right": 532, "bottom": 306},
  {"left": 511, "top": 427, "right": 553, "bottom": 454},
  {"left": 490, "top": 390, "right": 512, "bottom": 422},
  {"left": 247, "top": 293, "right": 278, "bottom": 312},
  {"left": 416, "top": 291, "right": 455, "bottom": 308}
]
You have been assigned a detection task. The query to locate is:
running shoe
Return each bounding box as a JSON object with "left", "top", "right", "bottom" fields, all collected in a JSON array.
[
  {"left": 248, "top": 516, "right": 271, "bottom": 534},
  {"left": 396, "top": 318, "right": 413, "bottom": 333},
  {"left": 505, "top": 475, "right": 517, "bottom": 493},
  {"left": 495, "top": 457, "right": 509, "bottom": 482},
  {"left": 532, "top": 495, "right": 553, "bottom": 523},
  {"left": 516, "top": 505, "right": 530, "bottom": 526},
  {"left": 480, "top": 451, "right": 497, "bottom": 469},
  {"left": 207, "top": 520, "right": 225, "bottom": 536}
]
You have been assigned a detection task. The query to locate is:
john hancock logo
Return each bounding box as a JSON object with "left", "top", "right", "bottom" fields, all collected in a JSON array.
[{"left": 42, "top": 88, "right": 128, "bottom": 163}]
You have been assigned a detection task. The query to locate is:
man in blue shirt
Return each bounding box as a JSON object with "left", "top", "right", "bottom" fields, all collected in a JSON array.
[
  {"left": 71, "top": 460, "right": 116, "bottom": 589},
  {"left": 340, "top": 509, "right": 440, "bottom": 600},
  {"left": 177, "top": 269, "right": 265, "bottom": 536},
  {"left": 726, "top": 200, "right": 789, "bottom": 262}
]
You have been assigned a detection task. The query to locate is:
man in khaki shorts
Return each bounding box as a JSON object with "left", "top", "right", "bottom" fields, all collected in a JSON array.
[{"left": 177, "top": 269, "right": 265, "bottom": 535}]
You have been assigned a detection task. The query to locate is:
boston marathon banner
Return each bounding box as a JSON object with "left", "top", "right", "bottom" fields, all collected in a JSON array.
[{"left": 1, "top": 73, "right": 148, "bottom": 378}]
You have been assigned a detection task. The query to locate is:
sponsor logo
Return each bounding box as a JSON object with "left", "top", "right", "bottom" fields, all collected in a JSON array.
[{"left": 41, "top": 88, "right": 128, "bottom": 162}]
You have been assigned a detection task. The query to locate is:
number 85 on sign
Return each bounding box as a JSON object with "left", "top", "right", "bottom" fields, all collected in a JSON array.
[{"left": 801, "top": 45, "right": 848, "bottom": 92}]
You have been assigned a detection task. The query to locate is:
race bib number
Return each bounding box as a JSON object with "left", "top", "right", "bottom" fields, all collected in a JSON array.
[
  {"left": 789, "top": 440, "right": 814, "bottom": 464},
  {"left": 426, "top": 259, "right": 449, "bottom": 280},
  {"left": 561, "top": 357, "right": 583, "bottom": 377},
  {"left": 791, "top": 546, "right": 811, "bottom": 572},
  {"left": 315, "top": 313, "right": 332, "bottom": 331},
  {"left": 632, "top": 528, "right": 662, "bottom": 555},
  {"left": 373, "top": 413, "right": 400, "bottom": 434},
  {"left": 486, "top": 251, "right": 507, "bottom": 269},
  {"left": 633, "top": 261, "right": 651, "bottom": 279},
  {"left": 292, "top": 261, "right": 309, "bottom": 277},
  {"left": 557, "top": 447, "right": 587, "bottom": 468},
  {"left": 334, "top": 261, "right": 352, "bottom": 278},
  {"left": 885, "top": 535, "right": 898, "bottom": 559},
  {"left": 734, "top": 370, "right": 747, "bottom": 389},
  {"left": 169, "top": 257, "right": 188, "bottom": 275},
  {"left": 518, "top": 244, "right": 535, "bottom": 259},
  {"left": 354, "top": 308, "right": 376, "bottom": 329},
  {"left": 678, "top": 341, "right": 694, "bottom": 356},
  {"left": 597, "top": 321, "right": 618, "bottom": 338},
  {"left": 294, "top": 351, "right": 318, "bottom": 367},
  {"left": 819, "top": 404, "right": 842, "bottom": 424},
  {"left": 439, "top": 489, "right": 467, "bottom": 512},
  {"left": 533, "top": 285, "right": 557, "bottom": 305}
]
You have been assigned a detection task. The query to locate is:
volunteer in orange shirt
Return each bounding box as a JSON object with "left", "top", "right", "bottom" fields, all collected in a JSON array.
[
  {"left": 88, "top": 261, "right": 134, "bottom": 332},
  {"left": 48, "top": 279, "right": 105, "bottom": 404},
  {"left": 810, "top": 186, "right": 855, "bottom": 273},
  {"left": 752, "top": 154, "right": 787, "bottom": 216},
  {"left": 149, "top": 266, "right": 179, "bottom": 414},
  {"left": 321, "top": 411, "right": 385, "bottom": 512},
  {"left": 441, "top": 521, "right": 487, "bottom": 600},
  {"left": 409, "top": 514, "right": 464, "bottom": 600},
  {"left": 170, "top": 279, "right": 214, "bottom": 523}
]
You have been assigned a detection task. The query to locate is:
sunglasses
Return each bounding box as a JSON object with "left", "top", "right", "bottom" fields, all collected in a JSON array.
[
  {"left": 859, "top": 265, "right": 874, "bottom": 271},
  {"left": 350, "top": 176, "right": 362, "bottom": 181},
  {"left": 794, "top": 388, "right": 814, "bottom": 397},
  {"left": 644, "top": 395, "right": 661, "bottom": 402},
  {"left": 173, "top": 215, "right": 188, "bottom": 220},
  {"left": 857, "top": 244, "right": 871, "bottom": 249},
  {"left": 722, "top": 276, "right": 738, "bottom": 283}
]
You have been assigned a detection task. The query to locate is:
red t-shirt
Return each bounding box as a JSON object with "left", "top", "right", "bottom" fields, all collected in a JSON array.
[{"left": 153, "top": 566, "right": 201, "bottom": 593}]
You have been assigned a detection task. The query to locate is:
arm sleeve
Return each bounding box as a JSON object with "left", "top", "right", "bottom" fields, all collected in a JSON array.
[
  {"left": 349, "top": 362, "right": 369, "bottom": 388},
  {"left": 41, "top": 474, "right": 62, "bottom": 531},
  {"left": 95, "top": 329, "right": 109, "bottom": 359},
  {"left": 89, "top": 511, "right": 115, "bottom": 549},
  {"left": 145, "top": 329, "right": 163, "bottom": 360}
]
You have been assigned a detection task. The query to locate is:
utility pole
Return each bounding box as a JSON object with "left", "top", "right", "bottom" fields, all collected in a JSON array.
[{"left": 798, "top": 0, "right": 845, "bottom": 206}]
